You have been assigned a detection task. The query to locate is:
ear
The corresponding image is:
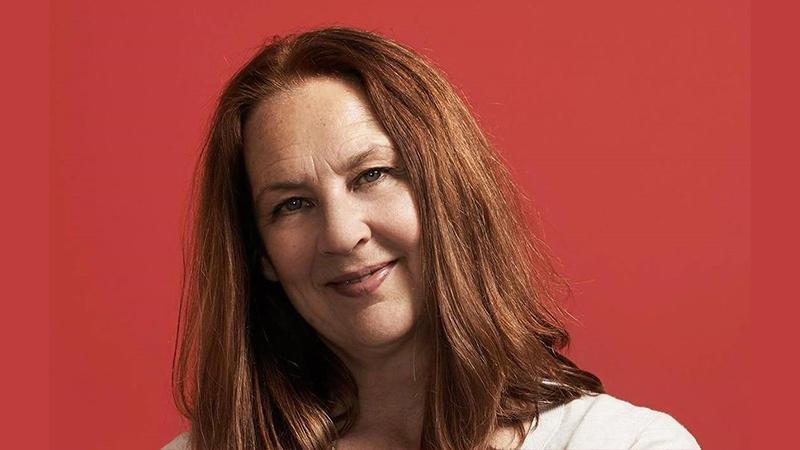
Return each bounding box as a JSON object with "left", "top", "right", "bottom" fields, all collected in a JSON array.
[{"left": 260, "top": 255, "right": 279, "bottom": 282}]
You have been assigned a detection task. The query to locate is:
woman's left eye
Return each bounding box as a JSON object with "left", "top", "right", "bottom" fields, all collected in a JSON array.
[{"left": 356, "top": 167, "right": 391, "bottom": 186}]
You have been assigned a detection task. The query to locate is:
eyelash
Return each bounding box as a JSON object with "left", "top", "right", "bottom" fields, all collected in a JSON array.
[{"left": 270, "top": 167, "right": 395, "bottom": 218}]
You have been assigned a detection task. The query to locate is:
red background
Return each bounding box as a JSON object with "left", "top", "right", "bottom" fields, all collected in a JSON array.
[{"left": 43, "top": 1, "right": 749, "bottom": 448}]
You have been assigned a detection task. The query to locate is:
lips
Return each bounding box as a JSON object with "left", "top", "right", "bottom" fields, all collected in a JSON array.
[
  {"left": 326, "top": 260, "right": 397, "bottom": 298},
  {"left": 326, "top": 260, "right": 396, "bottom": 285}
]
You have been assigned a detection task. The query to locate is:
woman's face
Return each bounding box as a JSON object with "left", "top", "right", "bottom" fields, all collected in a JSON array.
[{"left": 243, "top": 77, "right": 423, "bottom": 356}]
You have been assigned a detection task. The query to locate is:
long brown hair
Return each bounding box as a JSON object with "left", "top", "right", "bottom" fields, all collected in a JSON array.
[{"left": 173, "top": 26, "right": 603, "bottom": 450}]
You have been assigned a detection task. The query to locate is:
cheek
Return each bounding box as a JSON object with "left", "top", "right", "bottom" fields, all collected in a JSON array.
[
  {"left": 263, "top": 227, "right": 315, "bottom": 281},
  {"left": 382, "top": 189, "right": 421, "bottom": 251}
]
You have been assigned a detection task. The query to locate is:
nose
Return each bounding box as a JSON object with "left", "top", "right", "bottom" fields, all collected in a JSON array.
[{"left": 316, "top": 196, "right": 371, "bottom": 256}]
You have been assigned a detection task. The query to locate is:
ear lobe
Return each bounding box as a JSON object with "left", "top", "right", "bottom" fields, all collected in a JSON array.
[{"left": 260, "top": 256, "right": 279, "bottom": 282}]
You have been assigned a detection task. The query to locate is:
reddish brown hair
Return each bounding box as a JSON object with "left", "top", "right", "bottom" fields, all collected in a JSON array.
[{"left": 173, "top": 27, "right": 602, "bottom": 450}]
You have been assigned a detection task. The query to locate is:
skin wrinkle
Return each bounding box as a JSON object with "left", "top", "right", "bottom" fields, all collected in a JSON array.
[
  {"left": 245, "top": 94, "right": 396, "bottom": 212},
  {"left": 252, "top": 144, "right": 397, "bottom": 212}
]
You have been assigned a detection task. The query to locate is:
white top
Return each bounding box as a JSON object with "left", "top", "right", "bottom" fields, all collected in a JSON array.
[
  {"left": 519, "top": 393, "right": 700, "bottom": 449},
  {"left": 163, "top": 393, "right": 700, "bottom": 450}
]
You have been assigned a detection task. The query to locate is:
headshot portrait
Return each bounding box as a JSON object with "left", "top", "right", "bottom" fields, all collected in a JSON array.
[
  {"left": 47, "top": 2, "right": 749, "bottom": 450},
  {"left": 163, "top": 26, "right": 706, "bottom": 450}
]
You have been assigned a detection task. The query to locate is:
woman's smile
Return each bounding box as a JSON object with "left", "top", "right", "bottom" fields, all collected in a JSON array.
[{"left": 326, "top": 259, "right": 398, "bottom": 298}]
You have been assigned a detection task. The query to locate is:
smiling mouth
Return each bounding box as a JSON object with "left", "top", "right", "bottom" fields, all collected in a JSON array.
[
  {"left": 327, "top": 260, "right": 398, "bottom": 298},
  {"left": 339, "top": 264, "right": 389, "bottom": 284},
  {"left": 327, "top": 260, "right": 396, "bottom": 286}
]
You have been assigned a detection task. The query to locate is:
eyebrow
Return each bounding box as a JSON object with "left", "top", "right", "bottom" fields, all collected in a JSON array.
[{"left": 254, "top": 144, "right": 395, "bottom": 203}]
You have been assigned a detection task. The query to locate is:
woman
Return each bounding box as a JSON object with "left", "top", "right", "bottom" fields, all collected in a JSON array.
[{"left": 166, "top": 27, "right": 699, "bottom": 449}]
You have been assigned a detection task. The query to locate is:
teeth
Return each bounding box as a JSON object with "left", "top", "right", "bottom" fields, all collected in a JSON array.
[
  {"left": 344, "top": 273, "right": 369, "bottom": 285},
  {"left": 343, "top": 266, "right": 382, "bottom": 285}
]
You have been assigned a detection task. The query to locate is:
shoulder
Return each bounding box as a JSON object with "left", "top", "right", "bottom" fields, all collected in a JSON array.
[
  {"left": 161, "top": 432, "right": 190, "bottom": 450},
  {"left": 521, "top": 393, "right": 700, "bottom": 449}
]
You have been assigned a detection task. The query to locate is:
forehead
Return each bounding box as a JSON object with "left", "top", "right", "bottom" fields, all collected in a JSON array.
[{"left": 243, "top": 77, "right": 393, "bottom": 172}]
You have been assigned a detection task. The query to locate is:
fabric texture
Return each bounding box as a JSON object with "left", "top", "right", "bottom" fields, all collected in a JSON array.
[
  {"left": 520, "top": 393, "right": 700, "bottom": 449},
  {"left": 162, "top": 393, "right": 700, "bottom": 449}
]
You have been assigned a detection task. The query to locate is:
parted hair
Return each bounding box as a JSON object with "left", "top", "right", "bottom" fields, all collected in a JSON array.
[{"left": 173, "top": 26, "right": 603, "bottom": 450}]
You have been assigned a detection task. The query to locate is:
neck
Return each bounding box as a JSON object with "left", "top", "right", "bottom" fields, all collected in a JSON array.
[
  {"left": 328, "top": 326, "right": 431, "bottom": 447},
  {"left": 325, "top": 328, "right": 532, "bottom": 450}
]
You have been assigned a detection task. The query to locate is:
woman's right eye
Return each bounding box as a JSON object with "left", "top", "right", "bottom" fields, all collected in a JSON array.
[{"left": 272, "top": 198, "right": 311, "bottom": 216}]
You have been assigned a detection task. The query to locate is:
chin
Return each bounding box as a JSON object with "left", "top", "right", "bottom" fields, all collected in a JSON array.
[{"left": 347, "top": 304, "right": 420, "bottom": 349}]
